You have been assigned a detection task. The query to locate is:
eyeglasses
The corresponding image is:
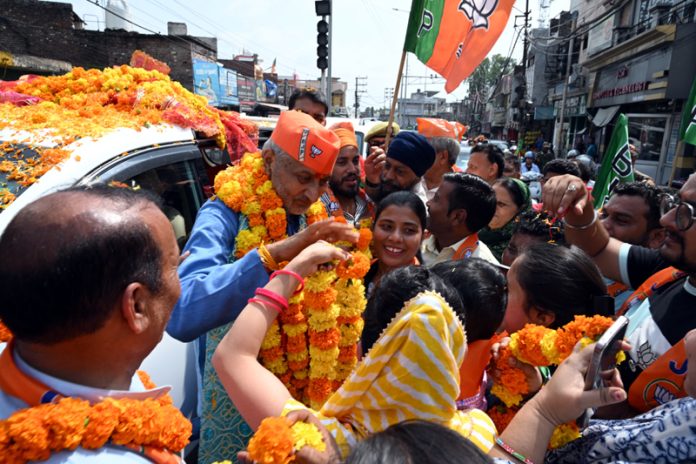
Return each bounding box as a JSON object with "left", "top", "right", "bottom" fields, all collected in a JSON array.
[{"left": 659, "top": 193, "right": 696, "bottom": 231}]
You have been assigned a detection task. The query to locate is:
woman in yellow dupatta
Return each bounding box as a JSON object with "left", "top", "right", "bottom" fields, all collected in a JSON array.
[{"left": 212, "top": 242, "right": 496, "bottom": 460}]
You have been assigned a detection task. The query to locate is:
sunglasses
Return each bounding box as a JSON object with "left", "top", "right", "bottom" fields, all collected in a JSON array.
[{"left": 659, "top": 193, "right": 696, "bottom": 231}]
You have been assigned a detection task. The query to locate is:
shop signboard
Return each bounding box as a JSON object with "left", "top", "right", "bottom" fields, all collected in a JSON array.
[
  {"left": 192, "top": 60, "right": 239, "bottom": 107},
  {"left": 587, "top": 15, "right": 614, "bottom": 56}
]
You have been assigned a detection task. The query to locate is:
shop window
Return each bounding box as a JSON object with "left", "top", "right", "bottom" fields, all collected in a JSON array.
[{"left": 627, "top": 117, "right": 666, "bottom": 163}]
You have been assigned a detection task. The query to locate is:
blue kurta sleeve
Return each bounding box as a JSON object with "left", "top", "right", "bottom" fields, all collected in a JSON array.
[{"left": 167, "top": 199, "right": 270, "bottom": 342}]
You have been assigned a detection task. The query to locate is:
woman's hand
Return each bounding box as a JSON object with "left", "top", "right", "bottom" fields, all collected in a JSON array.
[
  {"left": 530, "top": 341, "right": 628, "bottom": 426},
  {"left": 285, "top": 241, "right": 350, "bottom": 278},
  {"left": 490, "top": 337, "right": 543, "bottom": 394},
  {"left": 268, "top": 218, "right": 359, "bottom": 264}
]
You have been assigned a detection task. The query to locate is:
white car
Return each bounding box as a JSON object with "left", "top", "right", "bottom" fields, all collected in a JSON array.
[{"left": 0, "top": 124, "right": 230, "bottom": 418}]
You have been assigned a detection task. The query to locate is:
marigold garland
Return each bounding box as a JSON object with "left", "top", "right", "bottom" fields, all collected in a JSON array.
[
  {"left": 0, "top": 320, "right": 11, "bottom": 343},
  {"left": 488, "top": 315, "right": 625, "bottom": 449},
  {"left": 0, "top": 65, "right": 258, "bottom": 210},
  {"left": 215, "top": 152, "right": 371, "bottom": 408},
  {"left": 0, "top": 371, "right": 192, "bottom": 463},
  {"left": 246, "top": 416, "right": 326, "bottom": 464}
]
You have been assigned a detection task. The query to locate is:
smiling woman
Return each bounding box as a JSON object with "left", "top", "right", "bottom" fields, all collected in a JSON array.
[{"left": 363, "top": 192, "right": 426, "bottom": 300}]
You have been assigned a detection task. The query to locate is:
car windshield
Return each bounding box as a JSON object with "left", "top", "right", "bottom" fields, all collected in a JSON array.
[{"left": 0, "top": 142, "right": 44, "bottom": 210}]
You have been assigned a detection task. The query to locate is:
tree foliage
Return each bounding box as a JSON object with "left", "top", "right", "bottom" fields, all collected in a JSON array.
[{"left": 467, "top": 54, "right": 516, "bottom": 100}]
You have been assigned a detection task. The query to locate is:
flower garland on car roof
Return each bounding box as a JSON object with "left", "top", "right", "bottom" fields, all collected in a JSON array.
[
  {"left": 215, "top": 152, "right": 371, "bottom": 409},
  {"left": 0, "top": 65, "right": 258, "bottom": 209},
  {"left": 488, "top": 315, "right": 626, "bottom": 449}
]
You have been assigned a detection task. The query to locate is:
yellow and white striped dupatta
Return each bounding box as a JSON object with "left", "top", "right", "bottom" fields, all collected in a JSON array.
[{"left": 282, "top": 291, "right": 497, "bottom": 458}]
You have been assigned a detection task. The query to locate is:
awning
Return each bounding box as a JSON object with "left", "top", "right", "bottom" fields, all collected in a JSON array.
[{"left": 592, "top": 106, "right": 620, "bottom": 127}]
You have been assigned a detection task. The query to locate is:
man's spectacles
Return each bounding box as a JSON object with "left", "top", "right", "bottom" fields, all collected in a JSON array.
[{"left": 659, "top": 193, "right": 696, "bottom": 231}]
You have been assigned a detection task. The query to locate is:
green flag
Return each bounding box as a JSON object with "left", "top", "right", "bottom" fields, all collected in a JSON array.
[
  {"left": 679, "top": 75, "right": 696, "bottom": 146},
  {"left": 593, "top": 114, "right": 634, "bottom": 209}
]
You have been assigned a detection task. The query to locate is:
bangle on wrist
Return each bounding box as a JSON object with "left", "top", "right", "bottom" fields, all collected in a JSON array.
[
  {"left": 255, "top": 288, "right": 289, "bottom": 312},
  {"left": 495, "top": 437, "right": 535, "bottom": 464},
  {"left": 562, "top": 209, "right": 598, "bottom": 230},
  {"left": 248, "top": 297, "right": 283, "bottom": 314},
  {"left": 270, "top": 269, "right": 305, "bottom": 293},
  {"left": 365, "top": 178, "right": 380, "bottom": 188},
  {"left": 258, "top": 243, "right": 280, "bottom": 271}
]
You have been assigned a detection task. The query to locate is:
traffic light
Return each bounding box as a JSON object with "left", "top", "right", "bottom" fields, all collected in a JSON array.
[{"left": 317, "top": 19, "right": 328, "bottom": 70}]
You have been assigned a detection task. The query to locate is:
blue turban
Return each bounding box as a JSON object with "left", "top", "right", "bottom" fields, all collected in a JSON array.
[{"left": 386, "top": 131, "right": 436, "bottom": 177}]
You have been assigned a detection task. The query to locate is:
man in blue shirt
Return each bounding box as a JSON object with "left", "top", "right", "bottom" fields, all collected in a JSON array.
[
  {"left": 520, "top": 151, "right": 540, "bottom": 175},
  {"left": 168, "top": 111, "right": 358, "bottom": 463}
]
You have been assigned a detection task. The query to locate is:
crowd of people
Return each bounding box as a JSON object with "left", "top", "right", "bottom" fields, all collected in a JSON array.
[{"left": 0, "top": 87, "right": 694, "bottom": 464}]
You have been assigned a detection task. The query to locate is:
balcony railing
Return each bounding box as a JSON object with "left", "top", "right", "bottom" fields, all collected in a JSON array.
[{"left": 614, "top": 1, "right": 695, "bottom": 46}]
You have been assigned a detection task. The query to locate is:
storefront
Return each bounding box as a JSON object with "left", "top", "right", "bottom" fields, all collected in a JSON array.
[{"left": 586, "top": 23, "right": 696, "bottom": 184}]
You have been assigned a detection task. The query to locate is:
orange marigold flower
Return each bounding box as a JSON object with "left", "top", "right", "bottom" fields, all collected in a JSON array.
[
  {"left": 336, "top": 252, "right": 371, "bottom": 280},
  {"left": 247, "top": 417, "right": 295, "bottom": 464},
  {"left": 357, "top": 228, "right": 372, "bottom": 251},
  {"left": 510, "top": 325, "right": 554, "bottom": 366},
  {"left": 82, "top": 400, "right": 121, "bottom": 449},
  {"left": 487, "top": 406, "right": 517, "bottom": 433},
  {"left": 337, "top": 345, "right": 357, "bottom": 363},
  {"left": 303, "top": 287, "right": 338, "bottom": 310},
  {"left": 308, "top": 328, "right": 341, "bottom": 350},
  {"left": 307, "top": 378, "right": 333, "bottom": 405}
]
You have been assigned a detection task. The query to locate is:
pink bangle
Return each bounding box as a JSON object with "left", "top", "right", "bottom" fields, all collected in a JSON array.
[
  {"left": 248, "top": 297, "right": 283, "bottom": 314},
  {"left": 270, "top": 269, "right": 305, "bottom": 293},
  {"left": 255, "top": 288, "right": 289, "bottom": 312}
]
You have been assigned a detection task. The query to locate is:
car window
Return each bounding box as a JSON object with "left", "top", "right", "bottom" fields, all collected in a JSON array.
[{"left": 92, "top": 145, "right": 210, "bottom": 250}]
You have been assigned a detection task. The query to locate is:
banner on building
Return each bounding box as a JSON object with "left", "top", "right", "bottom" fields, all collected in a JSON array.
[
  {"left": 679, "top": 75, "right": 696, "bottom": 146},
  {"left": 593, "top": 114, "right": 634, "bottom": 208},
  {"left": 193, "top": 60, "right": 239, "bottom": 107},
  {"left": 404, "top": 0, "right": 515, "bottom": 93}
]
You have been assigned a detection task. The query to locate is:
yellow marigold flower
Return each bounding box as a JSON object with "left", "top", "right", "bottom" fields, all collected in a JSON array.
[
  {"left": 235, "top": 229, "right": 262, "bottom": 255},
  {"left": 540, "top": 331, "right": 560, "bottom": 365},
  {"left": 307, "top": 304, "right": 341, "bottom": 331},
  {"left": 291, "top": 421, "right": 326, "bottom": 453},
  {"left": 309, "top": 345, "right": 340, "bottom": 364},
  {"left": 261, "top": 322, "right": 282, "bottom": 350},
  {"left": 305, "top": 270, "right": 338, "bottom": 293},
  {"left": 293, "top": 369, "right": 308, "bottom": 380},
  {"left": 548, "top": 422, "right": 581, "bottom": 449},
  {"left": 265, "top": 358, "right": 289, "bottom": 375},
  {"left": 287, "top": 351, "right": 309, "bottom": 362},
  {"left": 308, "top": 361, "right": 338, "bottom": 380},
  {"left": 283, "top": 322, "right": 308, "bottom": 338},
  {"left": 241, "top": 198, "right": 262, "bottom": 216},
  {"left": 339, "top": 320, "right": 364, "bottom": 345}
]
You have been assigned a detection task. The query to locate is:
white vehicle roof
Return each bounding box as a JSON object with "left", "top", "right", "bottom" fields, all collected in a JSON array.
[{"left": 0, "top": 124, "right": 195, "bottom": 231}]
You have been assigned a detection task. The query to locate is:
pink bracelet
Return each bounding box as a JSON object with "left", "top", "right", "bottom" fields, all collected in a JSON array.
[
  {"left": 248, "top": 297, "right": 283, "bottom": 314},
  {"left": 255, "top": 288, "right": 289, "bottom": 312},
  {"left": 270, "top": 269, "right": 305, "bottom": 293}
]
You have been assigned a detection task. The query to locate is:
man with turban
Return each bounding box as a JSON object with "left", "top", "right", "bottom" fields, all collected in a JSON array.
[
  {"left": 364, "top": 131, "right": 436, "bottom": 206},
  {"left": 167, "top": 110, "right": 359, "bottom": 462},
  {"left": 321, "top": 122, "right": 374, "bottom": 226}
]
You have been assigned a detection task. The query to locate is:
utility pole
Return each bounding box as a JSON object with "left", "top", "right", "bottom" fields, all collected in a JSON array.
[
  {"left": 354, "top": 76, "right": 367, "bottom": 118},
  {"left": 384, "top": 87, "right": 394, "bottom": 113},
  {"left": 555, "top": 13, "right": 578, "bottom": 156},
  {"left": 326, "top": 0, "right": 333, "bottom": 116},
  {"left": 522, "top": 0, "right": 530, "bottom": 69}
]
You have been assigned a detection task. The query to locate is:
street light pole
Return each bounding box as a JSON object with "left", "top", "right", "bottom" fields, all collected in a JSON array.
[
  {"left": 555, "top": 13, "right": 577, "bottom": 156},
  {"left": 326, "top": 0, "right": 332, "bottom": 116}
]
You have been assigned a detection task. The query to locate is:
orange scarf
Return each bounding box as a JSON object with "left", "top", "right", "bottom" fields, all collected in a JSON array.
[{"left": 451, "top": 233, "right": 480, "bottom": 260}]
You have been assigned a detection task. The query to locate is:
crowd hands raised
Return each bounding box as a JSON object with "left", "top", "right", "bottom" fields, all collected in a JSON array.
[{"left": 1, "top": 90, "right": 694, "bottom": 464}]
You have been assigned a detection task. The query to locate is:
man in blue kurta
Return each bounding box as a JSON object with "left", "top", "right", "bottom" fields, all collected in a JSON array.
[{"left": 167, "top": 110, "right": 358, "bottom": 463}]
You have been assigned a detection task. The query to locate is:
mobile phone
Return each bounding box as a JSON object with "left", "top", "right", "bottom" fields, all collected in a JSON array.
[{"left": 577, "top": 315, "right": 629, "bottom": 428}]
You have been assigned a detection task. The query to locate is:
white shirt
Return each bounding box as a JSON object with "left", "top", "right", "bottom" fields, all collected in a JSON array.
[
  {"left": 421, "top": 234, "right": 500, "bottom": 266},
  {"left": 0, "top": 348, "right": 179, "bottom": 463},
  {"left": 411, "top": 179, "right": 430, "bottom": 209},
  {"left": 418, "top": 177, "right": 439, "bottom": 203}
]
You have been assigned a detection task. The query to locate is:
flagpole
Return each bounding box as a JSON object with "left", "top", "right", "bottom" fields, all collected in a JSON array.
[{"left": 385, "top": 50, "right": 407, "bottom": 148}]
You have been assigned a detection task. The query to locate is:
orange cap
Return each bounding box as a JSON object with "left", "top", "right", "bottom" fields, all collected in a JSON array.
[
  {"left": 329, "top": 121, "right": 358, "bottom": 149},
  {"left": 271, "top": 111, "right": 341, "bottom": 176},
  {"left": 417, "top": 118, "right": 457, "bottom": 139}
]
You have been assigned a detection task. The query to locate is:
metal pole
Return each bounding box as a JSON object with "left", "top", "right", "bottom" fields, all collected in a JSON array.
[
  {"left": 522, "top": 0, "right": 530, "bottom": 68},
  {"left": 555, "top": 15, "right": 577, "bottom": 156},
  {"left": 327, "top": 1, "right": 333, "bottom": 116}
]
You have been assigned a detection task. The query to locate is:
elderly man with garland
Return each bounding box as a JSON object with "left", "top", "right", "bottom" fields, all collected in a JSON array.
[
  {"left": 167, "top": 110, "right": 357, "bottom": 463},
  {"left": 0, "top": 186, "right": 191, "bottom": 463},
  {"left": 321, "top": 122, "right": 374, "bottom": 227}
]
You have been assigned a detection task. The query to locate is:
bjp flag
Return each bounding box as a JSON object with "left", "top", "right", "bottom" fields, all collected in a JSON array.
[{"left": 405, "top": 0, "right": 515, "bottom": 92}]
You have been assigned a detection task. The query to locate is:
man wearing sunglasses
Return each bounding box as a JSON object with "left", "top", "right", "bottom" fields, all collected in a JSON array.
[{"left": 542, "top": 173, "right": 696, "bottom": 417}]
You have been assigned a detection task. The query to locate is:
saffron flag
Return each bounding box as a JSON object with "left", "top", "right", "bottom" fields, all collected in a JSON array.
[
  {"left": 679, "top": 75, "right": 696, "bottom": 146},
  {"left": 593, "top": 114, "right": 634, "bottom": 209},
  {"left": 405, "top": 0, "right": 515, "bottom": 93}
]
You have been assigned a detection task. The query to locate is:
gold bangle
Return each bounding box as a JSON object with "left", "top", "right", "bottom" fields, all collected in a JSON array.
[
  {"left": 562, "top": 210, "right": 598, "bottom": 230},
  {"left": 258, "top": 243, "right": 280, "bottom": 271}
]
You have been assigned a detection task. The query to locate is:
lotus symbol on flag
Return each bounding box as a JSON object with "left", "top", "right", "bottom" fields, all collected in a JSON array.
[{"left": 458, "top": 0, "right": 499, "bottom": 29}]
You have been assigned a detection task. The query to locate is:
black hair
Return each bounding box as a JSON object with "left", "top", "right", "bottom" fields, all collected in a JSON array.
[
  {"left": 512, "top": 210, "right": 566, "bottom": 245},
  {"left": 361, "top": 266, "right": 463, "bottom": 353},
  {"left": 504, "top": 154, "right": 521, "bottom": 171},
  {"left": 572, "top": 159, "right": 593, "bottom": 183},
  {"left": 542, "top": 159, "right": 581, "bottom": 177},
  {"left": 429, "top": 137, "right": 461, "bottom": 166},
  {"left": 442, "top": 172, "right": 496, "bottom": 233},
  {"left": 494, "top": 177, "right": 529, "bottom": 211},
  {"left": 0, "top": 185, "right": 164, "bottom": 344},
  {"left": 471, "top": 143, "right": 504, "bottom": 179},
  {"left": 288, "top": 88, "right": 328, "bottom": 114},
  {"left": 431, "top": 259, "right": 507, "bottom": 343},
  {"left": 611, "top": 182, "right": 662, "bottom": 231},
  {"left": 345, "top": 420, "right": 493, "bottom": 464},
  {"left": 515, "top": 243, "right": 608, "bottom": 328},
  {"left": 374, "top": 191, "right": 427, "bottom": 232}
]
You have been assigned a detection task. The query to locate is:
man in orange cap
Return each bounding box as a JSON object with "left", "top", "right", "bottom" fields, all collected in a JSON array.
[
  {"left": 417, "top": 118, "right": 462, "bottom": 202},
  {"left": 168, "top": 110, "right": 358, "bottom": 461},
  {"left": 321, "top": 122, "right": 375, "bottom": 226}
]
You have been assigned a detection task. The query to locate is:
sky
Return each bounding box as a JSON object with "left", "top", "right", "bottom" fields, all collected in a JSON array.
[{"left": 57, "top": 0, "right": 569, "bottom": 110}]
